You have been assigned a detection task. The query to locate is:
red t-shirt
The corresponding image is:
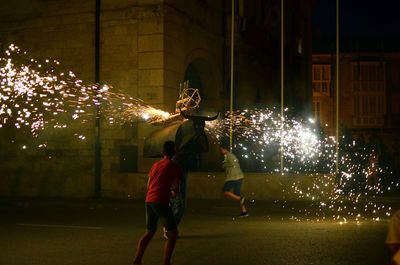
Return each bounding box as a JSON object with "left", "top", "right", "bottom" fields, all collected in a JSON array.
[{"left": 145, "top": 158, "right": 181, "bottom": 204}]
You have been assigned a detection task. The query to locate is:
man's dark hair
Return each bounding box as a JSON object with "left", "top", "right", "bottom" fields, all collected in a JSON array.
[{"left": 163, "top": 141, "right": 176, "bottom": 157}]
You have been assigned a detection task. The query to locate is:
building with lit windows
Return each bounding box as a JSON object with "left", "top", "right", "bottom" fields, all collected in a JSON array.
[{"left": 312, "top": 52, "right": 400, "bottom": 162}]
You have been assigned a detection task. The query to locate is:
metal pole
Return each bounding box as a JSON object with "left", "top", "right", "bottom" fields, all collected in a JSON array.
[
  {"left": 94, "top": 0, "right": 102, "bottom": 199},
  {"left": 229, "top": 0, "right": 235, "bottom": 150},
  {"left": 335, "top": 0, "right": 340, "bottom": 174},
  {"left": 280, "top": 0, "right": 284, "bottom": 173}
]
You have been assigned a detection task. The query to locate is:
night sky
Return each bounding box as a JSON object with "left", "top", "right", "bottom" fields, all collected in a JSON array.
[{"left": 313, "top": 0, "right": 400, "bottom": 52}]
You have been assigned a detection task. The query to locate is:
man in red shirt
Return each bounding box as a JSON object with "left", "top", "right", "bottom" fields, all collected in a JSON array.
[{"left": 133, "top": 141, "right": 181, "bottom": 265}]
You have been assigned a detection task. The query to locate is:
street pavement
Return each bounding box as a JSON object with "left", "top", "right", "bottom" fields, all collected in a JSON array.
[{"left": 0, "top": 197, "right": 397, "bottom": 265}]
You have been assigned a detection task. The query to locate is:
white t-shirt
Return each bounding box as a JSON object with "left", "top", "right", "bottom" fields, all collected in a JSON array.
[{"left": 222, "top": 152, "right": 244, "bottom": 182}]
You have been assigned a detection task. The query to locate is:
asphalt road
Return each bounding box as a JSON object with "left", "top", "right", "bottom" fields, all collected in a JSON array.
[{"left": 0, "top": 198, "right": 396, "bottom": 265}]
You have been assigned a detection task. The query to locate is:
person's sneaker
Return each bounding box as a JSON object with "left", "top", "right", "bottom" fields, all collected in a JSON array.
[
  {"left": 240, "top": 196, "right": 246, "bottom": 206},
  {"left": 238, "top": 211, "right": 249, "bottom": 218}
]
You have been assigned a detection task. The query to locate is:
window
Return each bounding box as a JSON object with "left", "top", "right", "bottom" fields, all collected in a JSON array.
[
  {"left": 312, "top": 64, "right": 331, "bottom": 96},
  {"left": 352, "top": 62, "right": 385, "bottom": 92},
  {"left": 352, "top": 62, "right": 385, "bottom": 127},
  {"left": 312, "top": 101, "right": 321, "bottom": 121}
]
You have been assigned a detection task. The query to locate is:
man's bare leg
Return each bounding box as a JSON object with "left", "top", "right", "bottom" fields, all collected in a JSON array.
[
  {"left": 163, "top": 230, "right": 178, "bottom": 265},
  {"left": 133, "top": 231, "right": 155, "bottom": 265},
  {"left": 224, "top": 191, "right": 247, "bottom": 213},
  {"left": 224, "top": 191, "right": 240, "bottom": 201}
]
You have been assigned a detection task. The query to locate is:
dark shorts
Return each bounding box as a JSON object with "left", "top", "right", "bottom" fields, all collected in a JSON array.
[
  {"left": 145, "top": 202, "right": 177, "bottom": 232},
  {"left": 222, "top": 179, "right": 243, "bottom": 196}
]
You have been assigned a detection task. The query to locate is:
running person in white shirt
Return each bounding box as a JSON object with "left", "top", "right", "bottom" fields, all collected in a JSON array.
[{"left": 220, "top": 144, "right": 248, "bottom": 217}]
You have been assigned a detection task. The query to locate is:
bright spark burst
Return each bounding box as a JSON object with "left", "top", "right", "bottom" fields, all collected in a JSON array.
[
  {"left": 206, "top": 109, "right": 398, "bottom": 223},
  {"left": 206, "top": 108, "right": 330, "bottom": 173},
  {"left": 0, "top": 44, "right": 95, "bottom": 135},
  {"left": 0, "top": 44, "right": 169, "bottom": 139}
]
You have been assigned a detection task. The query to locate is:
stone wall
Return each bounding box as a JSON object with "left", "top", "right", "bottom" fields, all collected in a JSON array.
[
  {"left": 0, "top": 0, "right": 226, "bottom": 198},
  {"left": 0, "top": 0, "right": 145, "bottom": 198},
  {"left": 0, "top": 170, "right": 336, "bottom": 202},
  {"left": 0, "top": 1, "right": 323, "bottom": 200}
]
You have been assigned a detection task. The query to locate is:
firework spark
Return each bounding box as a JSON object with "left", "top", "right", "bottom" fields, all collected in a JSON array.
[
  {"left": 206, "top": 109, "right": 330, "bottom": 172},
  {"left": 206, "top": 109, "right": 397, "bottom": 223},
  {"left": 0, "top": 44, "right": 169, "bottom": 139}
]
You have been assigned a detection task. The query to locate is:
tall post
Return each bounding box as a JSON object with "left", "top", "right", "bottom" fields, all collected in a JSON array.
[
  {"left": 94, "top": 0, "right": 102, "bottom": 199},
  {"left": 280, "top": 0, "right": 284, "bottom": 174},
  {"left": 229, "top": 0, "right": 235, "bottom": 150},
  {"left": 335, "top": 0, "right": 340, "bottom": 174}
]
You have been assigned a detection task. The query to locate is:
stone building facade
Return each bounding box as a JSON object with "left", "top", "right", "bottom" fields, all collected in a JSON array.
[{"left": 0, "top": 0, "right": 316, "bottom": 198}]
